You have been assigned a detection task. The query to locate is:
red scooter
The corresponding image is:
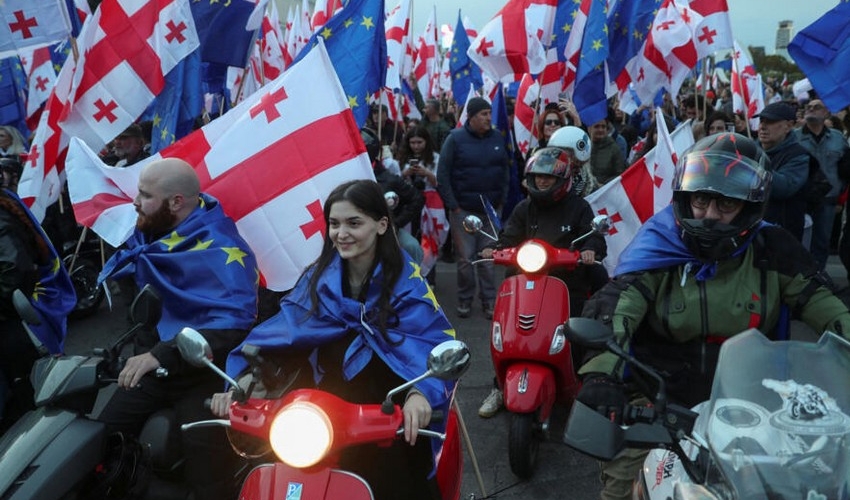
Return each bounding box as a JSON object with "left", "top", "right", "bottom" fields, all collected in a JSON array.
[
  {"left": 464, "top": 214, "right": 609, "bottom": 479},
  {"left": 175, "top": 328, "right": 471, "bottom": 500}
]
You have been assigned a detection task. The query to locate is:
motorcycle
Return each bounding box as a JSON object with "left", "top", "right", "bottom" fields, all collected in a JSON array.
[
  {"left": 562, "top": 318, "right": 850, "bottom": 500},
  {"left": 174, "top": 327, "right": 472, "bottom": 500},
  {"left": 61, "top": 226, "right": 106, "bottom": 319},
  {"left": 0, "top": 285, "right": 192, "bottom": 500},
  {"left": 462, "top": 214, "right": 610, "bottom": 479}
]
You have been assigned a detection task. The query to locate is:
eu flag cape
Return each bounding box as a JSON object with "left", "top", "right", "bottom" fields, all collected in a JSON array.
[
  {"left": 99, "top": 193, "right": 258, "bottom": 340},
  {"left": 4, "top": 189, "right": 75, "bottom": 354},
  {"left": 226, "top": 252, "right": 456, "bottom": 413}
]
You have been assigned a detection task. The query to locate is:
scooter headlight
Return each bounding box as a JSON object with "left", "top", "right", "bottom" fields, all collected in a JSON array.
[
  {"left": 516, "top": 242, "right": 547, "bottom": 273},
  {"left": 548, "top": 324, "right": 565, "bottom": 355},
  {"left": 269, "top": 402, "right": 333, "bottom": 468},
  {"left": 492, "top": 321, "right": 503, "bottom": 352}
]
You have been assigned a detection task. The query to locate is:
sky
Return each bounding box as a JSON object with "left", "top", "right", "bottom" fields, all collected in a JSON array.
[{"left": 407, "top": 0, "right": 838, "bottom": 55}]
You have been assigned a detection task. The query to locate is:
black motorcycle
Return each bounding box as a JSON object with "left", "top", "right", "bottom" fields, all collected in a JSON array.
[{"left": 0, "top": 286, "right": 188, "bottom": 500}]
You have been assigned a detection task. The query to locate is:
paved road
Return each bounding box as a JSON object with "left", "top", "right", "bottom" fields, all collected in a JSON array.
[{"left": 65, "top": 256, "right": 850, "bottom": 499}]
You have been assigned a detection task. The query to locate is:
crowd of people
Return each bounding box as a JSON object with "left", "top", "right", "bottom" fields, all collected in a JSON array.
[{"left": 4, "top": 71, "right": 850, "bottom": 500}]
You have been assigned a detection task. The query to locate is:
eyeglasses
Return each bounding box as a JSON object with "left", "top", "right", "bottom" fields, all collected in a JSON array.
[
  {"left": 690, "top": 193, "right": 744, "bottom": 214},
  {"left": 544, "top": 119, "right": 562, "bottom": 126},
  {"left": 805, "top": 104, "right": 825, "bottom": 111}
]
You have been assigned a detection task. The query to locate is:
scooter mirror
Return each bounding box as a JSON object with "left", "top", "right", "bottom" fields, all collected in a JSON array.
[
  {"left": 564, "top": 318, "right": 615, "bottom": 350},
  {"left": 591, "top": 215, "right": 611, "bottom": 235},
  {"left": 176, "top": 327, "right": 213, "bottom": 367},
  {"left": 12, "top": 289, "right": 41, "bottom": 325},
  {"left": 462, "top": 215, "right": 483, "bottom": 234},
  {"left": 384, "top": 191, "right": 399, "bottom": 209},
  {"left": 129, "top": 284, "right": 162, "bottom": 328},
  {"left": 427, "top": 340, "right": 471, "bottom": 380}
]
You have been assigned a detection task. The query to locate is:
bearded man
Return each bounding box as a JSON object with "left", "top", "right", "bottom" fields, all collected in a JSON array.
[{"left": 96, "top": 158, "right": 258, "bottom": 500}]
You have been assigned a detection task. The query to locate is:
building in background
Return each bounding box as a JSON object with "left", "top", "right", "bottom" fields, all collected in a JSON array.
[{"left": 775, "top": 20, "right": 793, "bottom": 60}]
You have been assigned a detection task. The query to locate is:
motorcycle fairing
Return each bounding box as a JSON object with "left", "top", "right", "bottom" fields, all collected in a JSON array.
[
  {"left": 503, "top": 363, "right": 556, "bottom": 418},
  {"left": 0, "top": 407, "right": 106, "bottom": 499},
  {"left": 31, "top": 354, "right": 100, "bottom": 409},
  {"left": 238, "top": 463, "right": 374, "bottom": 500}
]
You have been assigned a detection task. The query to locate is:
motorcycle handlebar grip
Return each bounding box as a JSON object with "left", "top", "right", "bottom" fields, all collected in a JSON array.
[{"left": 204, "top": 398, "right": 212, "bottom": 410}]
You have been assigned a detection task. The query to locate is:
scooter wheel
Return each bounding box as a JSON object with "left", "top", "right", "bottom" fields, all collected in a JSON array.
[
  {"left": 66, "top": 258, "right": 105, "bottom": 319},
  {"left": 508, "top": 412, "right": 539, "bottom": 479}
]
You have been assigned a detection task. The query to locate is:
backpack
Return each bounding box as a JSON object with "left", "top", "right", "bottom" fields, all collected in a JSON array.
[{"left": 802, "top": 155, "right": 832, "bottom": 213}]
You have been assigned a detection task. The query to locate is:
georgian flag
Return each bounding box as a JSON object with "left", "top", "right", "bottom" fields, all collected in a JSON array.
[
  {"left": 0, "top": 0, "right": 73, "bottom": 58},
  {"left": 21, "top": 46, "right": 57, "bottom": 122},
  {"left": 688, "top": 0, "right": 733, "bottom": 57},
  {"left": 587, "top": 111, "right": 694, "bottom": 272},
  {"left": 513, "top": 73, "right": 539, "bottom": 158},
  {"left": 384, "top": 0, "right": 411, "bottom": 91},
  {"left": 66, "top": 39, "right": 375, "bottom": 291},
  {"left": 468, "top": 0, "right": 557, "bottom": 83},
  {"left": 413, "top": 8, "right": 439, "bottom": 99},
  {"left": 59, "top": 0, "right": 199, "bottom": 152}
]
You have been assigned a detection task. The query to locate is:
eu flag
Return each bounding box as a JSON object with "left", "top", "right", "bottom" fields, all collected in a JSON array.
[
  {"left": 788, "top": 1, "right": 850, "bottom": 112},
  {"left": 292, "top": 0, "right": 387, "bottom": 127},
  {"left": 449, "top": 11, "right": 483, "bottom": 107},
  {"left": 491, "top": 84, "right": 521, "bottom": 225},
  {"left": 190, "top": 0, "right": 258, "bottom": 68},
  {"left": 573, "top": 0, "right": 608, "bottom": 126},
  {"left": 0, "top": 56, "right": 28, "bottom": 137},
  {"left": 607, "top": 0, "right": 662, "bottom": 81},
  {"left": 550, "top": 1, "right": 582, "bottom": 61},
  {"left": 141, "top": 50, "right": 202, "bottom": 154}
]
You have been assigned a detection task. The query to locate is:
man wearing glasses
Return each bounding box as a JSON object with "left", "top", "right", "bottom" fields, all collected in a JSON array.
[{"left": 794, "top": 99, "right": 850, "bottom": 271}]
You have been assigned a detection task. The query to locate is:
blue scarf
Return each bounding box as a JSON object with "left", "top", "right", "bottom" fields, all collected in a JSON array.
[
  {"left": 99, "top": 194, "right": 258, "bottom": 340},
  {"left": 615, "top": 205, "right": 767, "bottom": 280}
]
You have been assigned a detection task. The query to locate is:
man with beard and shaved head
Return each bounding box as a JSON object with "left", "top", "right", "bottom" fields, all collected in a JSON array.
[{"left": 97, "top": 158, "right": 258, "bottom": 500}]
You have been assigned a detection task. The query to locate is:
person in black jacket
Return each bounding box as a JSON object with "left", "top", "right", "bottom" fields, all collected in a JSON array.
[{"left": 477, "top": 145, "right": 608, "bottom": 418}]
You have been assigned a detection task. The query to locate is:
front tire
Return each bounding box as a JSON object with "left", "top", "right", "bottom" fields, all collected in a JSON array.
[
  {"left": 508, "top": 412, "right": 539, "bottom": 479},
  {"left": 65, "top": 258, "right": 104, "bottom": 319}
]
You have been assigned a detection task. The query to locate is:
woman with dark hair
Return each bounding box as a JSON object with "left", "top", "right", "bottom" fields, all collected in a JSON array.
[
  {"left": 212, "top": 179, "right": 456, "bottom": 500},
  {"left": 399, "top": 126, "right": 439, "bottom": 193},
  {"left": 704, "top": 110, "right": 732, "bottom": 136}
]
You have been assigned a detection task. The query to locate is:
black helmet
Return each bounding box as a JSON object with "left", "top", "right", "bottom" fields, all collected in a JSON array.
[
  {"left": 524, "top": 147, "right": 574, "bottom": 205},
  {"left": 672, "top": 133, "right": 771, "bottom": 262}
]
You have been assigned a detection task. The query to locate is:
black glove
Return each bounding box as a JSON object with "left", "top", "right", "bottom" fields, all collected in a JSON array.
[{"left": 576, "top": 374, "right": 627, "bottom": 424}]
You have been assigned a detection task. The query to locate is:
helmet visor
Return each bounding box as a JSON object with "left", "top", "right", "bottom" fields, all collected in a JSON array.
[
  {"left": 674, "top": 151, "right": 769, "bottom": 203},
  {"left": 524, "top": 147, "right": 573, "bottom": 179}
]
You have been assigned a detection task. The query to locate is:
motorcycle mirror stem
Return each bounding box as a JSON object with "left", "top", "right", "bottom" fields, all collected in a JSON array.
[
  {"left": 462, "top": 215, "right": 498, "bottom": 242},
  {"left": 12, "top": 289, "right": 49, "bottom": 356},
  {"left": 569, "top": 215, "right": 611, "bottom": 251},
  {"left": 176, "top": 327, "right": 247, "bottom": 402}
]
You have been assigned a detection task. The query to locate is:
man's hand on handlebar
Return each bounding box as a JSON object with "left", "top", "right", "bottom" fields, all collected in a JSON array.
[
  {"left": 479, "top": 248, "right": 494, "bottom": 259},
  {"left": 118, "top": 352, "right": 161, "bottom": 389},
  {"left": 580, "top": 249, "right": 596, "bottom": 265},
  {"left": 402, "top": 392, "right": 432, "bottom": 445}
]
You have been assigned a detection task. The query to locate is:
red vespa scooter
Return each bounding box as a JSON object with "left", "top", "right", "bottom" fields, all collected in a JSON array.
[
  {"left": 464, "top": 214, "right": 610, "bottom": 479},
  {"left": 175, "top": 328, "right": 471, "bottom": 500}
]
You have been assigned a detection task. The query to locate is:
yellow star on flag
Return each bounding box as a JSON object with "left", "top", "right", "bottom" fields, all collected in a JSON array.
[
  {"left": 161, "top": 231, "right": 186, "bottom": 251},
  {"left": 444, "top": 328, "right": 456, "bottom": 338},
  {"left": 223, "top": 247, "right": 249, "bottom": 266},
  {"left": 422, "top": 285, "right": 439, "bottom": 311},
  {"left": 408, "top": 261, "right": 424, "bottom": 281},
  {"left": 152, "top": 114, "right": 162, "bottom": 128},
  {"left": 344, "top": 18, "right": 354, "bottom": 28},
  {"left": 322, "top": 26, "right": 332, "bottom": 38},
  {"left": 190, "top": 238, "right": 214, "bottom": 251},
  {"left": 361, "top": 15, "right": 375, "bottom": 29},
  {"left": 51, "top": 257, "right": 61, "bottom": 275},
  {"left": 592, "top": 39, "right": 603, "bottom": 51},
  {"left": 348, "top": 95, "right": 359, "bottom": 107}
]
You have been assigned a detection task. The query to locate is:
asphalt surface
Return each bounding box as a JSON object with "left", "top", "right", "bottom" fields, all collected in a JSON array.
[{"left": 64, "top": 256, "right": 850, "bottom": 500}]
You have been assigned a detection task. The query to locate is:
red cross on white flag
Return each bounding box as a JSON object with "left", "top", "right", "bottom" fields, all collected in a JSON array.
[
  {"left": 65, "top": 39, "right": 375, "bottom": 291},
  {"left": 59, "top": 0, "right": 199, "bottom": 152},
  {"left": 384, "top": 0, "right": 411, "bottom": 91},
  {"left": 0, "top": 0, "right": 73, "bottom": 58}
]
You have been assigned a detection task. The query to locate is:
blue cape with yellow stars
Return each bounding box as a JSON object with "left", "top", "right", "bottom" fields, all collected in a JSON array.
[
  {"left": 98, "top": 193, "right": 257, "bottom": 341},
  {"left": 226, "top": 252, "right": 456, "bottom": 414},
  {"left": 5, "top": 189, "right": 75, "bottom": 354}
]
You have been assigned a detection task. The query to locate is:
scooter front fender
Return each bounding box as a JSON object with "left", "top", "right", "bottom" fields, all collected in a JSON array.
[
  {"left": 239, "top": 463, "right": 373, "bottom": 500},
  {"left": 502, "top": 363, "right": 556, "bottom": 420}
]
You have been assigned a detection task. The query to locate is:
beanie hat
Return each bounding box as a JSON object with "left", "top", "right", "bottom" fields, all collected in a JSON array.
[{"left": 466, "top": 97, "right": 491, "bottom": 118}]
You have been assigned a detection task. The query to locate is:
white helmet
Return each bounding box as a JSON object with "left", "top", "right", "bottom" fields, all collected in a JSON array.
[{"left": 547, "top": 126, "right": 591, "bottom": 163}]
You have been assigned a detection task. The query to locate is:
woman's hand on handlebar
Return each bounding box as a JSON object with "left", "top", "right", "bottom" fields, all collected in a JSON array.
[
  {"left": 210, "top": 391, "right": 233, "bottom": 418},
  {"left": 402, "top": 392, "right": 432, "bottom": 446},
  {"left": 479, "top": 248, "right": 494, "bottom": 259},
  {"left": 579, "top": 249, "right": 596, "bottom": 265}
]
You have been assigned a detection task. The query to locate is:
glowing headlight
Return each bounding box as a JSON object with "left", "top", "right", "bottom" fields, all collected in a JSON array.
[
  {"left": 516, "top": 242, "right": 547, "bottom": 273},
  {"left": 269, "top": 402, "right": 333, "bottom": 468}
]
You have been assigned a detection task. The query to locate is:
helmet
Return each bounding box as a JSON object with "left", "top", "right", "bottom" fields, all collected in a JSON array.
[
  {"left": 671, "top": 133, "right": 771, "bottom": 262},
  {"left": 360, "top": 127, "right": 380, "bottom": 163},
  {"left": 547, "top": 126, "right": 591, "bottom": 163},
  {"left": 524, "top": 147, "right": 574, "bottom": 205}
]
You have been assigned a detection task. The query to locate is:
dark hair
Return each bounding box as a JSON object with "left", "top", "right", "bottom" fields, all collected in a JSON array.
[
  {"left": 704, "top": 111, "right": 731, "bottom": 133},
  {"left": 0, "top": 191, "right": 50, "bottom": 265},
  {"left": 397, "top": 126, "right": 436, "bottom": 167},
  {"left": 306, "top": 180, "right": 403, "bottom": 339},
  {"left": 537, "top": 108, "right": 566, "bottom": 143}
]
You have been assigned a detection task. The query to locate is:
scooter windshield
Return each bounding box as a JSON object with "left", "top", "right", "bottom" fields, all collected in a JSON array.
[{"left": 700, "top": 329, "right": 850, "bottom": 499}]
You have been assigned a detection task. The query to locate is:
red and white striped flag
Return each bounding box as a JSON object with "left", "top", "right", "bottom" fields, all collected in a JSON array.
[
  {"left": 688, "top": 0, "right": 733, "bottom": 57},
  {"left": 420, "top": 190, "right": 449, "bottom": 277},
  {"left": 468, "top": 0, "right": 557, "bottom": 83},
  {"left": 21, "top": 46, "right": 57, "bottom": 127},
  {"left": 260, "top": 0, "right": 286, "bottom": 79},
  {"left": 65, "top": 39, "right": 375, "bottom": 291},
  {"left": 311, "top": 0, "right": 341, "bottom": 33},
  {"left": 587, "top": 112, "right": 694, "bottom": 272},
  {"left": 413, "top": 8, "right": 439, "bottom": 99},
  {"left": 59, "top": 0, "right": 199, "bottom": 152},
  {"left": 537, "top": 48, "right": 565, "bottom": 108},
  {"left": 0, "top": 0, "right": 73, "bottom": 58},
  {"left": 731, "top": 40, "right": 762, "bottom": 129},
  {"left": 513, "top": 73, "right": 539, "bottom": 158}
]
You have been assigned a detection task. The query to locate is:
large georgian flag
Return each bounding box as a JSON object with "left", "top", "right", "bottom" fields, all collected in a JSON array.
[
  {"left": 66, "top": 39, "right": 374, "bottom": 291},
  {"left": 0, "top": 0, "right": 73, "bottom": 58},
  {"left": 59, "top": 0, "right": 199, "bottom": 152},
  {"left": 586, "top": 110, "right": 694, "bottom": 273}
]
